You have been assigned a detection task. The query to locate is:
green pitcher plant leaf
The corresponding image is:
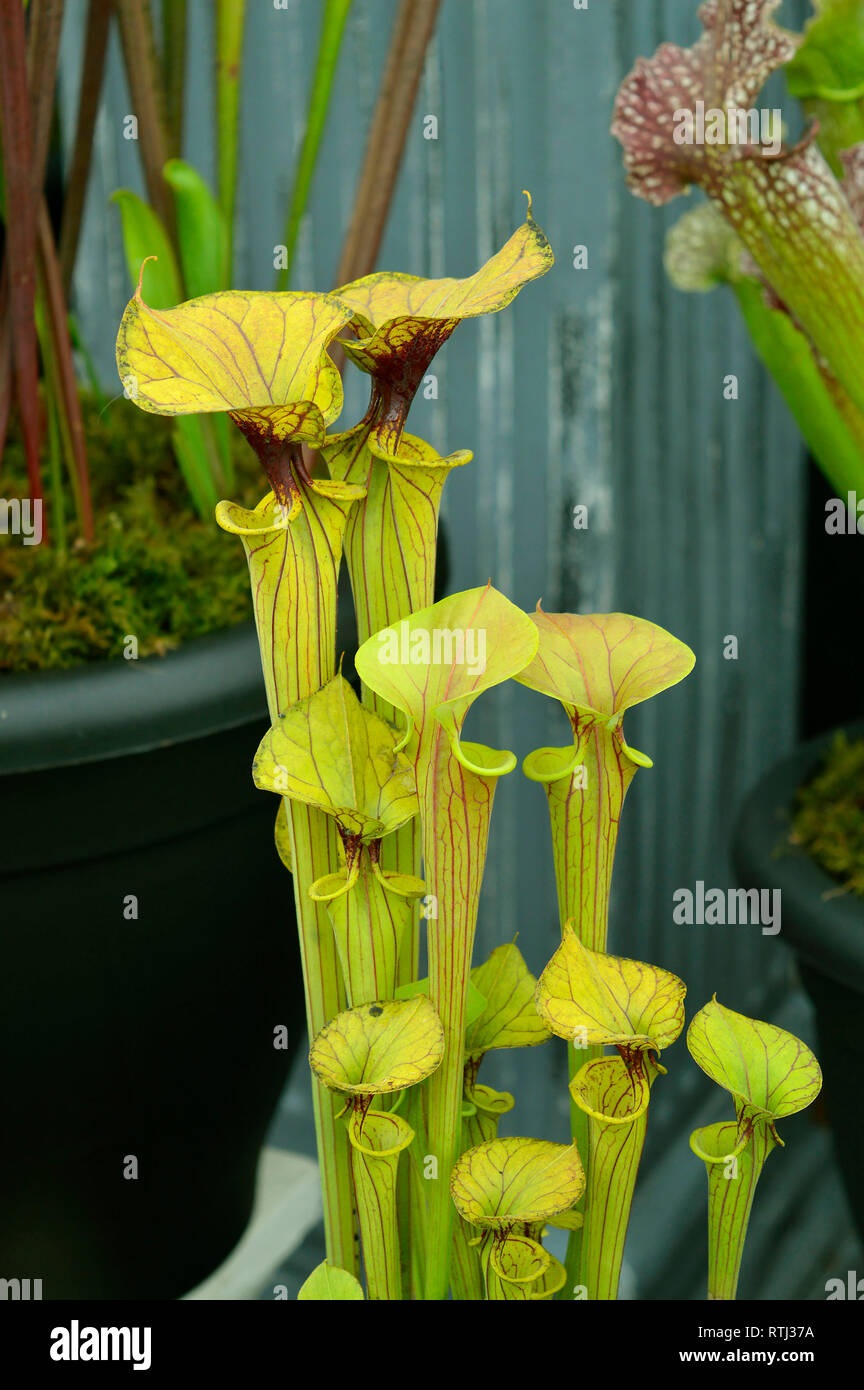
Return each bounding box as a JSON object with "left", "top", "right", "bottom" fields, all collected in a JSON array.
[
  {"left": 335, "top": 194, "right": 553, "bottom": 448},
  {"left": 611, "top": 0, "right": 864, "bottom": 429},
  {"left": 451, "top": 1137, "right": 585, "bottom": 1232},
  {"left": 519, "top": 607, "right": 695, "bottom": 954},
  {"left": 355, "top": 584, "right": 539, "bottom": 1298},
  {"left": 536, "top": 932, "right": 685, "bottom": 1300},
  {"left": 214, "top": 469, "right": 363, "bottom": 1276},
  {"left": 117, "top": 278, "right": 351, "bottom": 421},
  {"left": 465, "top": 942, "right": 551, "bottom": 1061},
  {"left": 252, "top": 674, "right": 418, "bottom": 842},
  {"left": 687, "top": 1000, "right": 821, "bottom": 1300},
  {"left": 309, "top": 995, "right": 445, "bottom": 1097},
  {"left": 311, "top": 856, "right": 426, "bottom": 1009},
  {"left": 518, "top": 605, "right": 693, "bottom": 1293},
  {"left": 536, "top": 929, "right": 687, "bottom": 1057},
  {"left": 297, "top": 1260, "right": 365, "bottom": 1301},
  {"left": 322, "top": 426, "right": 473, "bottom": 647},
  {"left": 116, "top": 274, "right": 356, "bottom": 507},
  {"left": 687, "top": 997, "right": 823, "bottom": 1132},
  {"left": 125, "top": 279, "right": 377, "bottom": 1282},
  {"left": 321, "top": 424, "right": 474, "bottom": 994}
]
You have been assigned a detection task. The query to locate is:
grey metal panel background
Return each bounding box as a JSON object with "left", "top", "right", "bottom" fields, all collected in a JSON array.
[{"left": 58, "top": 0, "right": 857, "bottom": 1295}]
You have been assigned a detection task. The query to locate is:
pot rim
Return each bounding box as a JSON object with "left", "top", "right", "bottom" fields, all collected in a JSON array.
[{"left": 0, "top": 622, "right": 267, "bottom": 775}]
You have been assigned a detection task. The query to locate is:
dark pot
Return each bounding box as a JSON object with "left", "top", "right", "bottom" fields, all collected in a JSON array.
[
  {"left": 0, "top": 624, "right": 305, "bottom": 1299},
  {"left": 733, "top": 721, "right": 864, "bottom": 1247}
]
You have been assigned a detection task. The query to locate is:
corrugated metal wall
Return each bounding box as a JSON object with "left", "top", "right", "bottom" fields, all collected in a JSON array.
[{"left": 59, "top": 0, "right": 857, "bottom": 1296}]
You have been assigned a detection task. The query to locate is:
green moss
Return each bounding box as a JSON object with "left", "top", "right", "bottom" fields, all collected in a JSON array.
[
  {"left": 0, "top": 394, "right": 263, "bottom": 673},
  {"left": 790, "top": 733, "right": 864, "bottom": 898}
]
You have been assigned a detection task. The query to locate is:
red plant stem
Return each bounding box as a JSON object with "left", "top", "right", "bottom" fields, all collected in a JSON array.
[
  {"left": 0, "top": 0, "right": 44, "bottom": 504},
  {"left": 37, "top": 200, "right": 94, "bottom": 541},
  {"left": 59, "top": 0, "right": 114, "bottom": 293},
  {"left": 27, "top": 0, "right": 66, "bottom": 190},
  {"left": 0, "top": 273, "right": 11, "bottom": 464},
  {"left": 115, "top": 0, "right": 176, "bottom": 240},
  {"left": 333, "top": 0, "right": 441, "bottom": 288}
]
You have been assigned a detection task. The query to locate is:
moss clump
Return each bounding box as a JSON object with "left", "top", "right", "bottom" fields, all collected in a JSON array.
[
  {"left": 0, "top": 395, "right": 263, "bottom": 673},
  {"left": 790, "top": 733, "right": 864, "bottom": 898}
]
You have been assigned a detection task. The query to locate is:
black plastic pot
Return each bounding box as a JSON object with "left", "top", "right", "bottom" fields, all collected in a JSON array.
[
  {"left": 733, "top": 722, "right": 864, "bottom": 1247},
  {"left": 0, "top": 625, "right": 305, "bottom": 1299}
]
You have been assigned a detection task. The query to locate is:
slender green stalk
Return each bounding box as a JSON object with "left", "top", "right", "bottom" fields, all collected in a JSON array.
[
  {"left": 160, "top": 0, "right": 186, "bottom": 155},
  {"left": 44, "top": 382, "right": 67, "bottom": 556},
  {"left": 276, "top": 0, "right": 353, "bottom": 290},
  {"left": 215, "top": 0, "right": 246, "bottom": 284}
]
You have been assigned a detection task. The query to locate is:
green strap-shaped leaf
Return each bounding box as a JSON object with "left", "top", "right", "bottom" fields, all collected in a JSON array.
[
  {"left": 309, "top": 996, "right": 444, "bottom": 1096},
  {"left": 297, "top": 1260, "right": 365, "bottom": 1301},
  {"left": 687, "top": 998, "right": 822, "bottom": 1126},
  {"left": 536, "top": 930, "right": 686, "bottom": 1054},
  {"left": 465, "top": 942, "right": 550, "bottom": 1059},
  {"left": 450, "top": 1137, "right": 585, "bottom": 1231},
  {"left": 163, "top": 158, "right": 229, "bottom": 298},
  {"left": 252, "top": 674, "right": 418, "bottom": 840},
  {"left": 112, "top": 190, "right": 183, "bottom": 312}
]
